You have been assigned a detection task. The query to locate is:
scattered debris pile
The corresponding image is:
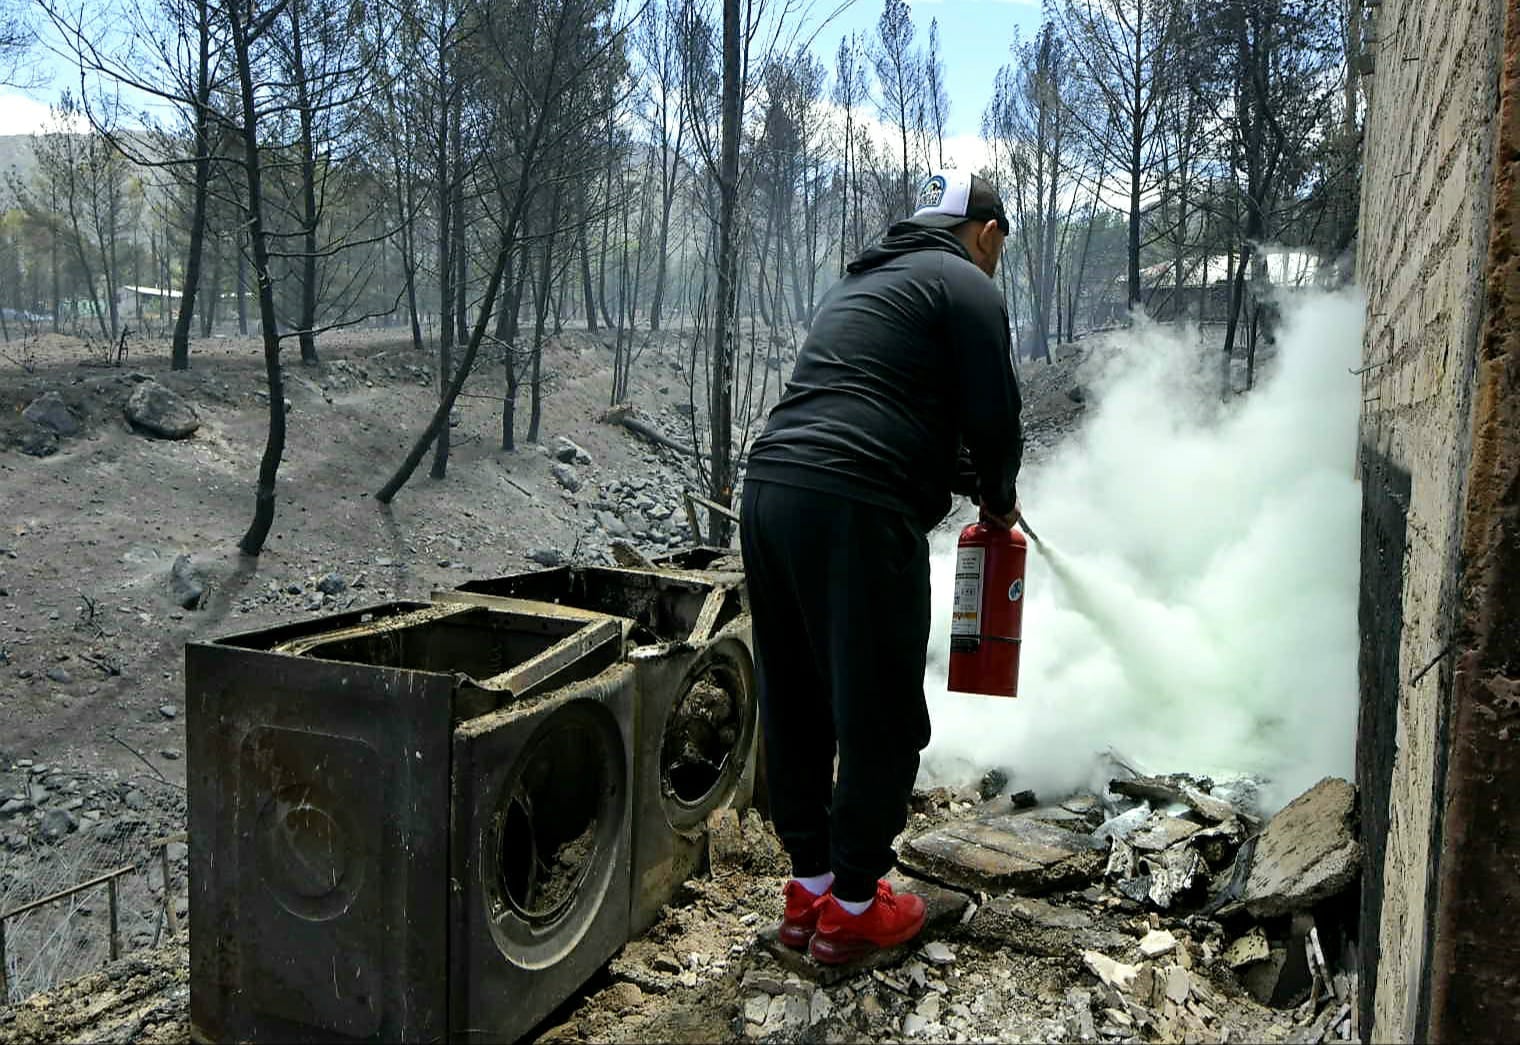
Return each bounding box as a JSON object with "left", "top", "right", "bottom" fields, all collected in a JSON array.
[{"left": 548, "top": 768, "right": 1363, "bottom": 1044}]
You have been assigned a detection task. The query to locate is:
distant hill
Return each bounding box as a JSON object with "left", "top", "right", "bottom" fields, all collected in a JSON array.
[{"left": 0, "top": 134, "right": 40, "bottom": 190}]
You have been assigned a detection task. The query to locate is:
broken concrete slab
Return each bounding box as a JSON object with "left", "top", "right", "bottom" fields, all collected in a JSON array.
[
  {"left": 1225, "top": 927, "right": 1270, "bottom": 968},
  {"left": 901, "top": 809, "right": 1107, "bottom": 894},
  {"left": 1109, "top": 775, "right": 1239, "bottom": 824},
  {"left": 1243, "top": 777, "right": 1360, "bottom": 918},
  {"left": 962, "top": 894, "right": 1094, "bottom": 956},
  {"left": 1130, "top": 814, "right": 1204, "bottom": 852},
  {"left": 1139, "top": 929, "right": 1177, "bottom": 959},
  {"left": 1082, "top": 951, "right": 1138, "bottom": 993},
  {"left": 757, "top": 870, "right": 969, "bottom": 985}
]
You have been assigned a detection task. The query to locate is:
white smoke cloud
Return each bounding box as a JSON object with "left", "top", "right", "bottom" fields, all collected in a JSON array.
[{"left": 920, "top": 290, "right": 1365, "bottom": 813}]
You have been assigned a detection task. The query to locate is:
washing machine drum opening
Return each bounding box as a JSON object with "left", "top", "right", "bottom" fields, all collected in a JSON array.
[
  {"left": 486, "top": 701, "right": 626, "bottom": 966},
  {"left": 660, "top": 657, "right": 748, "bottom": 811}
]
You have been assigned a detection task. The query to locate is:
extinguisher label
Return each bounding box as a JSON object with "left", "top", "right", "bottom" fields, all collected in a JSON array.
[{"left": 952, "top": 546, "right": 985, "bottom": 637}]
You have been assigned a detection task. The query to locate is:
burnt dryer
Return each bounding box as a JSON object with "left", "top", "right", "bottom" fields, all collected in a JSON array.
[{"left": 187, "top": 601, "right": 633, "bottom": 1042}]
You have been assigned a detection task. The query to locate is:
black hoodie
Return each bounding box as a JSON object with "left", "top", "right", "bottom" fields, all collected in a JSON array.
[{"left": 746, "top": 223, "right": 1023, "bottom": 531}]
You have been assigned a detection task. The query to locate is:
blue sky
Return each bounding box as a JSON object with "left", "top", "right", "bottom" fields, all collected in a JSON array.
[{"left": 1, "top": 0, "right": 1044, "bottom": 143}]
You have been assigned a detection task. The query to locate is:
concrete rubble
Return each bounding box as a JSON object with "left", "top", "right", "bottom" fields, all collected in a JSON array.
[{"left": 533, "top": 768, "right": 1366, "bottom": 1044}]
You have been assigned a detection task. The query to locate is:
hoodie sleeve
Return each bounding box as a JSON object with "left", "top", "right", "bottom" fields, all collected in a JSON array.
[{"left": 942, "top": 256, "right": 1023, "bottom": 516}]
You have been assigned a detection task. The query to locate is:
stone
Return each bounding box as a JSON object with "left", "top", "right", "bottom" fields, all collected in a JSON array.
[
  {"left": 1243, "top": 777, "right": 1360, "bottom": 917},
  {"left": 40, "top": 807, "right": 77, "bottom": 842},
  {"left": 1065, "top": 988, "right": 1098, "bottom": 1042},
  {"left": 0, "top": 798, "right": 31, "bottom": 816},
  {"left": 125, "top": 381, "right": 200, "bottom": 438},
  {"left": 167, "top": 841, "right": 188, "bottom": 862},
  {"left": 922, "top": 940, "right": 955, "bottom": 965},
  {"left": 809, "top": 989, "right": 833, "bottom": 1025},
  {"left": 551, "top": 463, "right": 581, "bottom": 493},
  {"left": 159, "top": 704, "right": 178, "bottom": 719},
  {"left": 781, "top": 994, "right": 809, "bottom": 1030},
  {"left": 160, "top": 748, "right": 181, "bottom": 760},
  {"left": 1009, "top": 787, "right": 1038, "bottom": 808},
  {"left": 20, "top": 429, "right": 58, "bottom": 456},
  {"left": 124, "top": 790, "right": 147, "bottom": 810},
  {"left": 23, "top": 391, "right": 79, "bottom": 436},
  {"left": 170, "top": 554, "right": 206, "bottom": 610},
  {"left": 1130, "top": 814, "right": 1204, "bottom": 852},
  {"left": 46, "top": 667, "right": 72, "bottom": 685},
  {"left": 554, "top": 437, "right": 593, "bottom": 465},
  {"left": 316, "top": 573, "right": 347, "bottom": 595},
  {"left": 528, "top": 548, "right": 566, "bottom": 568},
  {"left": 901, "top": 808, "right": 1107, "bottom": 894},
  {"left": 743, "top": 994, "right": 769, "bottom": 1025},
  {"left": 1139, "top": 929, "right": 1178, "bottom": 959},
  {"left": 902, "top": 1013, "right": 929, "bottom": 1036},
  {"left": 1082, "top": 951, "right": 1138, "bottom": 993},
  {"left": 916, "top": 995, "right": 942, "bottom": 1021},
  {"left": 1225, "top": 927, "right": 1270, "bottom": 968},
  {"left": 596, "top": 510, "right": 630, "bottom": 538},
  {"left": 1165, "top": 965, "right": 1191, "bottom": 1004}
]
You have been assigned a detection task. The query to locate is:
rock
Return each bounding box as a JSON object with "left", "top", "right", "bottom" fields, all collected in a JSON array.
[
  {"left": 23, "top": 391, "right": 79, "bottom": 436},
  {"left": 1009, "top": 788, "right": 1039, "bottom": 809},
  {"left": 1065, "top": 988, "right": 1098, "bottom": 1042},
  {"left": 124, "top": 790, "right": 147, "bottom": 810},
  {"left": 781, "top": 994, "right": 809, "bottom": 1030},
  {"left": 316, "top": 573, "right": 347, "bottom": 595},
  {"left": 916, "top": 994, "right": 942, "bottom": 1021},
  {"left": 0, "top": 798, "right": 31, "bottom": 816},
  {"left": 167, "top": 841, "right": 188, "bottom": 862},
  {"left": 1226, "top": 927, "right": 1270, "bottom": 967},
  {"left": 170, "top": 554, "right": 206, "bottom": 610},
  {"left": 1139, "top": 929, "right": 1177, "bottom": 958},
  {"left": 304, "top": 592, "right": 326, "bottom": 611},
  {"left": 1243, "top": 777, "right": 1360, "bottom": 917},
  {"left": 809, "top": 989, "right": 833, "bottom": 1026},
  {"left": 554, "top": 437, "right": 593, "bottom": 465},
  {"left": 1130, "top": 814, "right": 1203, "bottom": 852},
  {"left": 20, "top": 429, "right": 59, "bottom": 456},
  {"left": 46, "top": 667, "right": 72, "bottom": 685},
  {"left": 741, "top": 969, "right": 787, "bottom": 996},
  {"left": 1082, "top": 951, "right": 1138, "bottom": 993},
  {"left": 743, "top": 994, "right": 769, "bottom": 1025},
  {"left": 125, "top": 381, "right": 200, "bottom": 438},
  {"left": 40, "top": 807, "right": 78, "bottom": 842},
  {"left": 159, "top": 704, "right": 178, "bottom": 719},
  {"left": 1240, "top": 944, "right": 1293, "bottom": 1007},
  {"left": 901, "top": 808, "right": 1107, "bottom": 894},
  {"left": 551, "top": 463, "right": 582, "bottom": 493},
  {"left": 922, "top": 940, "right": 955, "bottom": 965},
  {"left": 1164, "top": 964, "right": 1191, "bottom": 1003},
  {"left": 528, "top": 548, "right": 566, "bottom": 568},
  {"left": 595, "top": 510, "right": 630, "bottom": 538},
  {"left": 902, "top": 1013, "right": 929, "bottom": 1036},
  {"left": 160, "top": 748, "right": 181, "bottom": 761}
]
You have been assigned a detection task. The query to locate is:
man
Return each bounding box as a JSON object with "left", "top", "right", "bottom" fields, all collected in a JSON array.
[{"left": 740, "top": 171, "right": 1024, "bottom": 964}]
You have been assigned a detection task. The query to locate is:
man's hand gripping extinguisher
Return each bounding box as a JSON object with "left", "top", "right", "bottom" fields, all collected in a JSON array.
[{"left": 948, "top": 516, "right": 1035, "bottom": 698}]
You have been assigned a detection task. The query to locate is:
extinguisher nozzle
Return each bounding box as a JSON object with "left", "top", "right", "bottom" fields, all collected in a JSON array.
[{"left": 1017, "top": 515, "right": 1041, "bottom": 544}]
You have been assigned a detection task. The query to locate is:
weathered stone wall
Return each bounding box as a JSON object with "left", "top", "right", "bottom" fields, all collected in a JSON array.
[{"left": 1357, "top": 0, "right": 1520, "bottom": 1040}]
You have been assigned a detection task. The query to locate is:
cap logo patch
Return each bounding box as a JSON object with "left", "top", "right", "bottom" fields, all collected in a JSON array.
[{"left": 917, "top": 175, "right": 947, "bottom": 212}]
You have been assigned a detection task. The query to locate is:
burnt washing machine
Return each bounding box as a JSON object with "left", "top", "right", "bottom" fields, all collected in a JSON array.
[
  {"left": 443, "top": 563, "right": 757, "bottom": 933},
  {"left": 186, "top": 600, "right": 635, "bottom": 1043}
]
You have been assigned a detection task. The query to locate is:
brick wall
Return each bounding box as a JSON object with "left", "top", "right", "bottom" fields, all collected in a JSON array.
[{"left": 1356, "top": 0, "right": 1519, "bottom": 1040}]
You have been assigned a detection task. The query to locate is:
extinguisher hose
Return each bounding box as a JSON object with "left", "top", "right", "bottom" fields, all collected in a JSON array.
[{"left": 1017, "top": 513, "right": 1041, "bottom": 544}]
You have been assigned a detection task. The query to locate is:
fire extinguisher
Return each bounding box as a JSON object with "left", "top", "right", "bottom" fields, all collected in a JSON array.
[{"left": 948, "top": 521, "right": 1030, "bottom": 698}]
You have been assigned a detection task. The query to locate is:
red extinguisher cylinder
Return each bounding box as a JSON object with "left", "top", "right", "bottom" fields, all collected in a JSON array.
[{"left": 948, "top": 522, "right": 1027, "bottom": 698}]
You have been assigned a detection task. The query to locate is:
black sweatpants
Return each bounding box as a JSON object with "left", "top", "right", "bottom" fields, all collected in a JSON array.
[{"left": 739, "top": 479, "right": 932, "bottom": 903}]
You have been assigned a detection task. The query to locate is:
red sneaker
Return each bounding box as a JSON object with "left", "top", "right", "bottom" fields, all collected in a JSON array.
[
  {"left": 779, "top": 880, "right": 830, "bottom": 949},
  {"left": 808, "top": 880, "right": 927, "bottom": 965}
]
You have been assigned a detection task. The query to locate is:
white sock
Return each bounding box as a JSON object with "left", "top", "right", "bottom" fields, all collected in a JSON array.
[
  {"left": 835, "top": 895, "right": 874, "bottom": 916},
  {"left": 794, "top": 872, "right": 835, "bottom": 896}
]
